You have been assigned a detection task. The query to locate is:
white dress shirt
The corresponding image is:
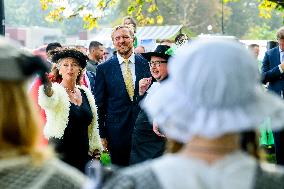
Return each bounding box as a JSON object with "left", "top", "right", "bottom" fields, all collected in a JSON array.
[
  {"left": 117, "top": 52, "right": 136, "bottom": 88},
  {"left": 278, "top": 47, "right": 284, "bottom": 73}
]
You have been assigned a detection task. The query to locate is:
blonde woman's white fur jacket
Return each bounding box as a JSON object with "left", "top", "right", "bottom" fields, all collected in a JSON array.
[{"left": 38, "top": 83, "right": 103, "bottom": 154}]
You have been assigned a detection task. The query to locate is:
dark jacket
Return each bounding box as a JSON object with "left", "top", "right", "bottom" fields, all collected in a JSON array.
[
  {"left": 95, "top": 54, "right": 151, "bottom": 166},
  {"left": 262, "top": 46, "right": 284, "bottom": 95},
  {"left": 86, "top": 70, "right": 96, "bottom": 96}
]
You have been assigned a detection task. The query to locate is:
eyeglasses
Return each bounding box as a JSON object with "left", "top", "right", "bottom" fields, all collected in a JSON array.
[{"left": 149, "top": 61, "right": 167, "bottom": 67}]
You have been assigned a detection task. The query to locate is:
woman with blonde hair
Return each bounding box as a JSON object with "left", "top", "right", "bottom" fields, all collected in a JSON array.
[
  {"left": 38, "top": 48, "right": 103, "bottom": 173},
  {"left": 0, "top": 37, "right": 87, "bottom": 188}
]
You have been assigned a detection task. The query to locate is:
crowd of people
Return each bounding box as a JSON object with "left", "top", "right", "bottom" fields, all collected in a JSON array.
[{"left": 1, "top": 16, "right": 284, "bottom": 189}]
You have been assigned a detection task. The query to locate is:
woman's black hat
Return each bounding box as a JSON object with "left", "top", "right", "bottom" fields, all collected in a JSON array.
[
  {"left": 141, "top": 45, "right": 171, "bottom": 61},
  {"left": 52, "top": 48, "right": 89, "bottom": 69}
]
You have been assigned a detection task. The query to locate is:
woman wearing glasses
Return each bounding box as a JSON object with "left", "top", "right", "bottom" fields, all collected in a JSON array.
[{"left": 130, "top": 45, "right": 171, "bottom": 164}]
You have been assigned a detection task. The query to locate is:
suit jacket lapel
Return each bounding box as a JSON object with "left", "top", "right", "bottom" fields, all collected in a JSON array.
[
  {"left": 275, "top": 48, "right": 281, "bottom": 65},
  {"left": 134, "top": 55, "right": 145, "bottom": 96}
]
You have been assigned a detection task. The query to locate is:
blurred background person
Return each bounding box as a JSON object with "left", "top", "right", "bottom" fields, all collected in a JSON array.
[
  {"left": 33, "top": 45, "right": 47, "bottom": 62},
  {"left": 123, "top": 16, "right": 138, "bottom": 48},
  {"left": 86, "top": 41, "right": 104, "bottom": 73},
  {"left": 103, "top": 39, "right": 284, "bottom": 189},
  {"left": 175, "top": 33, "right": 189, "bottom": 46},
  {"left": 266, "top": 41, "right": 279, "bottom": 51},
  {"left": 103, "top": 47, "right": 111, "bottom": 62},
  {"left": 248, "top": 44, "right": 261, "bottom": 71},
  {"left": 38, "top": 48, "right": 103, "bottom": 173},
  {"left": 248, "top": 44, "right": 260, "bottom": 59},
  {"left": 134, "top": 45, "right": 145, "bottom": 54},
  {"left": 46, "top": 42, "right": 63, "bottom": 70},
  {"left": 248, "top": 43, "right": 275, "bottom": 163},
  {"left": 0, "top": 37, "right": 88, "bottom": 188},
  {"left": 160, "top": 39, "right": 173, "bottom": 47},
  {"left": 262, "top": 26, "right": 284, "bottom": 165},
  {"left": 130, "top": 45, "right": 171, "bottom": 165},
  {"left": 85, "top": 41, "right": 104, "bottom": 96}
]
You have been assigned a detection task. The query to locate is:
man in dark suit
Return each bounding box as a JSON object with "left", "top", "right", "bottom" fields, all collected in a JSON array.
[
  {"left": 83, "top": 70, "right": 96, "bottom": 96},
  {"left": 95, "top": 25, "right": 151, "bottom": 166},
  {"left": 262, "top": 26, "right": 284, "bottom": 165},
  {"left": 130, "top": 45, "right": 171, "bottom": 165}
]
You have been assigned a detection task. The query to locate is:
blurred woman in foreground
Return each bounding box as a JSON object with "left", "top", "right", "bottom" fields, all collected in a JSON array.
[
  {"left": 103, "top": 39, "right": 284, "bottom": 189},
  {"left": 0, "top": 37, "right": 87, "bottom": 189}
]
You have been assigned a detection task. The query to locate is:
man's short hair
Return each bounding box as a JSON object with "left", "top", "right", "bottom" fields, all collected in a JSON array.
[
  {"left": 276, "top": 26, "right": 284, "bottom": 40},
  {"left": 248, "top": 44, "right": 259, "bottom": 50},
  {"left": 122, "top": 16, "right": 137, "bottom": 28},
  {"left": 111, "top": 25, "right": 135, "bottom": 41},
  {"left": 89, "top": 41, "right": 103, "bottom": 52},
  {"left": 175, "top": 33, "right": 188, "bottom": 43},
  {"left": 46, "top": 42, "right": 62, "bottom": 53},
  {"left": 160, "top": 39, "right": 172, "bottom": 43}
]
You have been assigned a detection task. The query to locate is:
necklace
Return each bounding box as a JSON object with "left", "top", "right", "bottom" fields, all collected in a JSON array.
[{"left": 64, "top": 87, "right": 77, "bottom": 99}]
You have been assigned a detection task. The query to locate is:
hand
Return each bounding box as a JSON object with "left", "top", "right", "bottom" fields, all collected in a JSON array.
[
  {"left": 281, "top": 62, "right": 284, "bottom": 71},
  {"left": 101, "top": 138, "right": 109, "bottom": 152},
  {"left": 153, "top": 121, "right": 165, "bottom": 137},
  {"left": 139, "top": 77, "right": 152, "bottom": 96},
  {"left": 92, "top": 149, "right": 101, "bottom": 160},
  {"left": 43, "top": 73, "right": 53, "bottom": 97}
]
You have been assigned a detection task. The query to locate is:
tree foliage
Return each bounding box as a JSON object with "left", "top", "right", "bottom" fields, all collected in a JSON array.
[
  {"left": 7, "top": 0, "right": 283, "bottom": 39},
  {"left": 40, "top": 0, "right": 164, "bottom": 30},
  {"left": 226, "top": 0, "right": 284, "bottom": 19},
  {"left": 39, "top": 0, "right": 284, "bottom": 34},
  {"left": 113, "top": 0, "right": 226, "bottom": 36},
  {"left": 5, "top": 0, "right": 85, "bottom": 35},
  {"left": 6, "top": 0, "right": 47, "bottom": 26},
  {"left": 258, "top": 0, "right": 283, "bottom": 18},
  {"left": 155, "top": 0, "right": 224, "bottom": 34},
  {"left": 220, "top": 0, "right": 283, "bottom": 39},
  {"left": 242, "top": 23, "right": 277, "bottom": 39}
]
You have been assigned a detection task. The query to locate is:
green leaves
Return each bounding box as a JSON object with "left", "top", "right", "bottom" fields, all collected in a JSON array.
[
  {"left": 243, "top": 23, "right": 277, "bottom": 39},
  {"left": 40, "top": 0, "right": 118, "bottom": 30},
  {"left": 40, "top": 0, "right": 163, "bottom": 30},
  {"left": 127, "top": 0, "right": 163, "bottom": 26},
  {"left": 225, "top": 0, "right": 284, "bottom": 21}
]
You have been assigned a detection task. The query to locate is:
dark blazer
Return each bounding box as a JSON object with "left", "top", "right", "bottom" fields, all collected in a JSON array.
[
  {"left": 86, "top": 70, "right": 96, "bottom": 96},
  {"left": 261, "top": 46, "right": 284, "bottom": 165},
  {"left": 95, "top": 54, "right": 151, "bottom": 166},
  {"left": 130, "top": 109, "right": 166, "bottom": 165},
  {"left": 262, "top": 46, "right": 284, "bottom": 95}
]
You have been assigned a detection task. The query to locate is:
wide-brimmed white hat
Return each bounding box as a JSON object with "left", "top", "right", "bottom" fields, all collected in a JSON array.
[{"left": 142, "top": 39, "right": 284, "bottom": 143}]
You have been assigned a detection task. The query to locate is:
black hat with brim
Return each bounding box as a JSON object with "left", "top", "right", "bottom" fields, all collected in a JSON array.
[
  {"left": 142, "top": 45, "right": 171, "bottom": 61},
  {"left": 52, "top": 48, "right": 89, "bottom": 69}
]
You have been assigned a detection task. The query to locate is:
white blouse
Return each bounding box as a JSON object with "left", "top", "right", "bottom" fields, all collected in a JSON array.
[{"left": 151, "top": 151, "right": 257, "bottom": 189}]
